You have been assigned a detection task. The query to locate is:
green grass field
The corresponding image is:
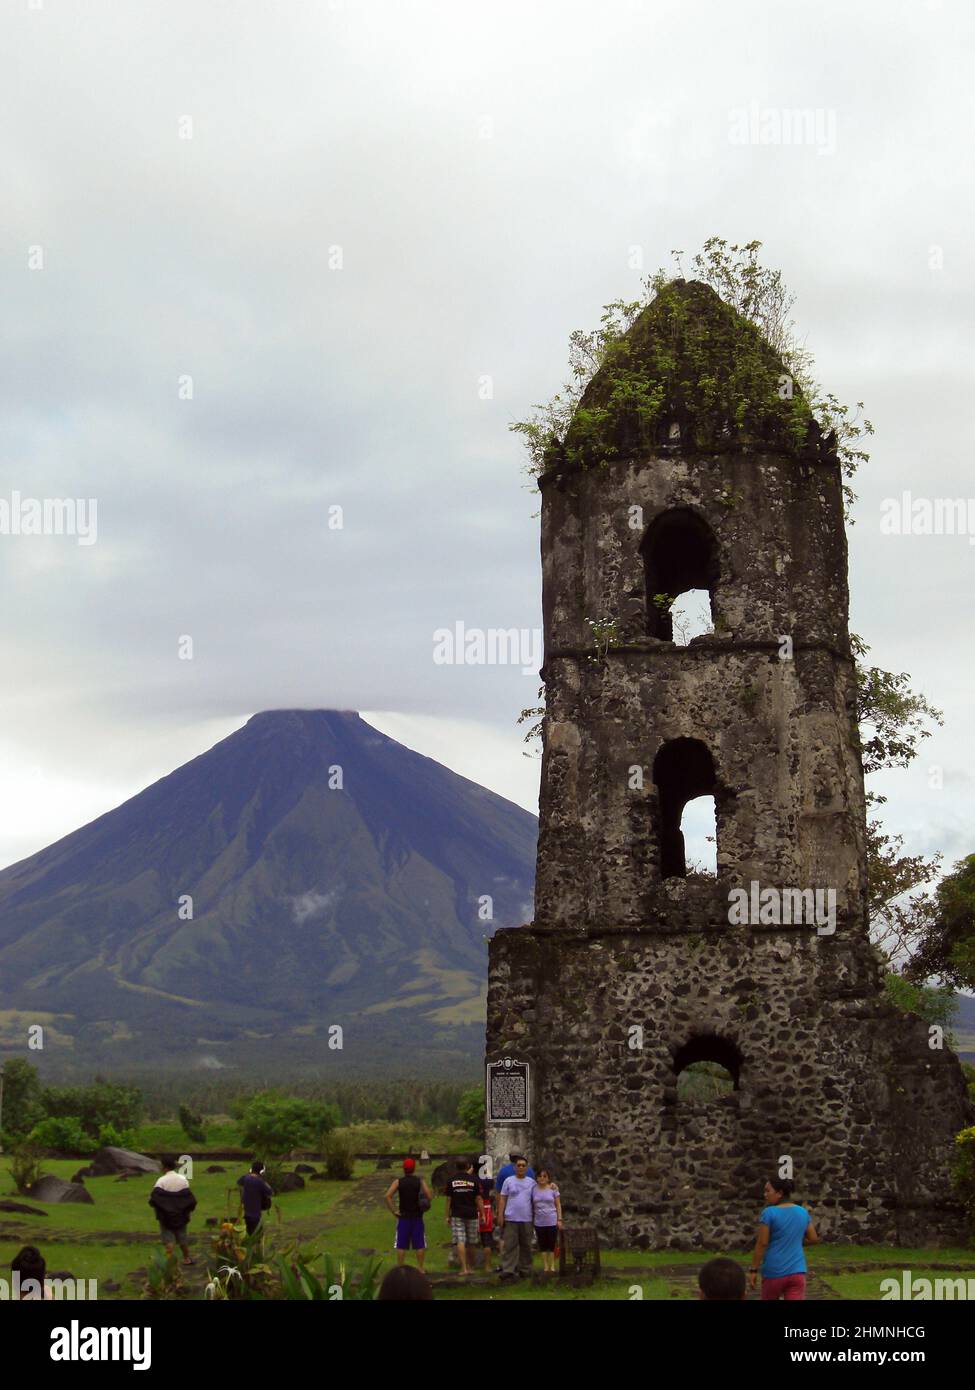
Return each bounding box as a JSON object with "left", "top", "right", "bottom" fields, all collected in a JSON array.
[{"left": 2, "top": 1154, "right": 973, "bottom": 1301}]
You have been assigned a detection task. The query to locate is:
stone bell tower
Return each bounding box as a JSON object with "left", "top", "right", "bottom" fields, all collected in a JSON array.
[{"left": 486, "top": 279, "right": 972, "bottom": 1248}]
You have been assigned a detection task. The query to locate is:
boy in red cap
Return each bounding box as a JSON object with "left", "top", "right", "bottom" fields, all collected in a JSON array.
[{"left": 383, "top": 1158, "right": 433, "bottom": 1271}]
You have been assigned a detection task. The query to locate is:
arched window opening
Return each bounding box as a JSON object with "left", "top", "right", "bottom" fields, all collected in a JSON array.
[
  {"left": 653, "top": 738, "right": 717, "bottom": 879},
  {"left": 641, "top": 508, "right": 719, "bottom": 641},
  {"left": 673, "top": 1034, "right": 742, "bottom": 1102}
]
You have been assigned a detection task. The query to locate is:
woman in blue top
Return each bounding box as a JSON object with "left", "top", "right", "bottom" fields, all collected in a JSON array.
[{"left": 748, "top": 1177, "right": 818, "bottom": 1300}]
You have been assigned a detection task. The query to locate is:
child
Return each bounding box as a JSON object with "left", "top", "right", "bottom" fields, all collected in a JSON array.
[{"left": 478, "top": 1184, "right": 496, "bottom": 1273}]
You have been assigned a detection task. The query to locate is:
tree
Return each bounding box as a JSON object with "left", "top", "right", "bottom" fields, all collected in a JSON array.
[
  {"left": 178, "top": 1104, "right": 206, "bottom": 1145},
  {"left": 853, "top": 633, "right": 943, "bottom": 776},
  {"left": 239, "top": 1094, "right": 339, "bottom": 1156},
  {"left": 902, "top": 855, "right": 975, "bottom": 991},
  {"left": 457, "top": 1086, "right": 485, "bottom": 1140},
  {"left": 0, "top": 1058, "right": 44, "bottom": 1138},
  {"left": 40, "top": 1081, "right": 142, "bottom": 1140}
]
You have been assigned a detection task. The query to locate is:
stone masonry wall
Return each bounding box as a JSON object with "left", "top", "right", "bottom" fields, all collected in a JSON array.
[
  {"left": 487, "top": 921, "right": 972, "bottom": 1248},
  {"left": 485, "top": 438, "right": 973, "bottom": 1249}
]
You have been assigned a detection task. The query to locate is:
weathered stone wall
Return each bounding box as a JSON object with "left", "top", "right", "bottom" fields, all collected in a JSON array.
[
  {"left": 487, "top": 921, "right": 971, "bottom": 1247},
  {"left": 486, "top": 438, "right": 973, "bottom": 1248}
]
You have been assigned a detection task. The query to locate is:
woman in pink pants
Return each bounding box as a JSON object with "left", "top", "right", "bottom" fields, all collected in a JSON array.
[{"left": 748, "top": 1178, "right": 819, "bottom": 1299}]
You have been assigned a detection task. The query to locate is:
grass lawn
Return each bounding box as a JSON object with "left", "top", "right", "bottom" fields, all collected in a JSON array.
[{"left": 2, "top": 1156, "right": 973, "bottom": 1300}]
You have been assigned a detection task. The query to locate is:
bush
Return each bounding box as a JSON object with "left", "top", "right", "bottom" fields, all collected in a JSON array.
[
  {"left": 239, "top": 1094, "right": 339, "bottom": 1155},
  {"left": 97, "top": 1123, "right": 139, "bottom": 1150},
  {"left": 142, "top": 1250, "right": 185, "bottom": 1301},
  {"left": 28, "top": 1116, "right": 97, "bottom": 1156},
  {"left": 322, "top": 1131, "right": 356, "bottom": 1181},
  {"left": 8, "top": 1142, "right": 43, "bottom": 1195}
]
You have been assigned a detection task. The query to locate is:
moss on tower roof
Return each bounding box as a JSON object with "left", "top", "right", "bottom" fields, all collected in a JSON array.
[{"left": 556, "top": 279, "right": 820, "bottom": 470}]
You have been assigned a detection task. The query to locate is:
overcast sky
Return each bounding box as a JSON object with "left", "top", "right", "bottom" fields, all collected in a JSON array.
[{"left": 1, "top": 0, "right": 972, "bottom": 882}]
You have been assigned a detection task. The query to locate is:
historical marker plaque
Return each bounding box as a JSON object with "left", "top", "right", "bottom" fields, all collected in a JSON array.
[{"left": 487, "top": 1056, "right": 530, "bottom": 1124}]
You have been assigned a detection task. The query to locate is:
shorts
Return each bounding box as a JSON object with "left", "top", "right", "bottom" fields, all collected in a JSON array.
[
  {"left": 395, "top": 1216, "right": 426, "bottom": 1251},
  {"left": 479, "top": 1230, "right": 495, "bottom": 1247},
  {"left": 161, "top": 1225, "right": 188, "bottom": 1247},
  {"left": 535, "top": 1225, "right": 558, "bottom": 1252},
  {"left": 761, "top": 1273, "right": 806, "bottom": 1301},
  {"left": 451, "top": 1216, "right": 480, "bottom": 1246}
]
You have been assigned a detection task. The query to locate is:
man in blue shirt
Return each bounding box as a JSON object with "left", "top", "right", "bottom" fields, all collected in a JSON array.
[{"left": 495, "top": 1153, "right": 534, "bottom": 1192}]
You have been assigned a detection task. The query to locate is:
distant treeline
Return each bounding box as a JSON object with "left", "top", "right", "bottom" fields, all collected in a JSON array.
[{"left": 123, "top": 1075, "right": 478, "bottom": 1125}]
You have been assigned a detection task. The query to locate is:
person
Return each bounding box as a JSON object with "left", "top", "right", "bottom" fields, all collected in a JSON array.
[
  {"left": 10, "top": 1246, "right": 53, "bottom": 1300},
  {"left": 497, "top": 1155, "right": 536, "bottom": 1280},
  {"left": 383, "top": 1157, "right": 432, "bottom": 1271},
  {"left": 530, "top": 1168, "right": 562, "bottom": 1273},
  {"left": 749, "top": 1177, "right": 818, "bottom": 1300},
  {"left": 377, "top": 1265, "right": 433, "bottom": 1300},
  {"left": 478, "top": 1179, "right": 496, "bottom": 1274},
  {"left": 237, "top": 1159, "right": 274, "bottom": 1236},
  {"left": 446, "top": 1158, "right": 483, "bottom": 1276},
  {"left": 148, "top": 1156, "right": 198, "bottom": 1266},
  {"left": 698, "top": 1257, "right": 747, "bottom": 1301},
  {"left": 495, "top": 1152, "right": 534, "bottom": 1192}
]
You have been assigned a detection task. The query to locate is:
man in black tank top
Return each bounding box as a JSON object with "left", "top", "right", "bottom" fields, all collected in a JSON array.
[{"left": 384, "top": 1158, "right": 433, "bottom": 1271}]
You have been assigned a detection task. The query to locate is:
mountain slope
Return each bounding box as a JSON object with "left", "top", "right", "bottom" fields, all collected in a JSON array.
[{"left": 0, "top": 711, "right": 537, "bottom": 1075}]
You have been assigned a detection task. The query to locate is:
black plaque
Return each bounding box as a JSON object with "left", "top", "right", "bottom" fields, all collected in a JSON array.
[{"left": 486, "top": 1056, "right": 530, "bottom": 1123}]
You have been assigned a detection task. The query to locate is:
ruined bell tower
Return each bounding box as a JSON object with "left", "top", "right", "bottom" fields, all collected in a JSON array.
[{"left": 486, "top": 279, "right": 972, "bottom": 1248}]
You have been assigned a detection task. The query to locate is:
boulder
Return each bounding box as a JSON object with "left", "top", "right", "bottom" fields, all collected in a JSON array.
[
  {"left": 275, "top": 1171, "right": 305, "bottom": 1192},
  {"left": 430, "top": 1156, "right": 473, "bottom": 1194},
  {"left": 88, "top": 1147, "right": 161, "bottom": 1177},
  {"left": 205, "top": 1164, "right": 226, "bottom": 1173},
  {"left": 0, "top": 1200, "right": 48, "bottom": 1216},
  {"left": 30, "top": 1175, "right": 94, "bottom": 1205},
  {"left": 70, "top": 1170, "right": 90, "bottom": 1185},
  {"left": 295, "top": 1163, "right": 316, "bottom": 1174}
]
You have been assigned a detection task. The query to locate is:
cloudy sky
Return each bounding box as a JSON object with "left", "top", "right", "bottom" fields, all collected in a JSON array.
[{"left": 0, "top": 0, "right": 972, "bottom": 881}]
